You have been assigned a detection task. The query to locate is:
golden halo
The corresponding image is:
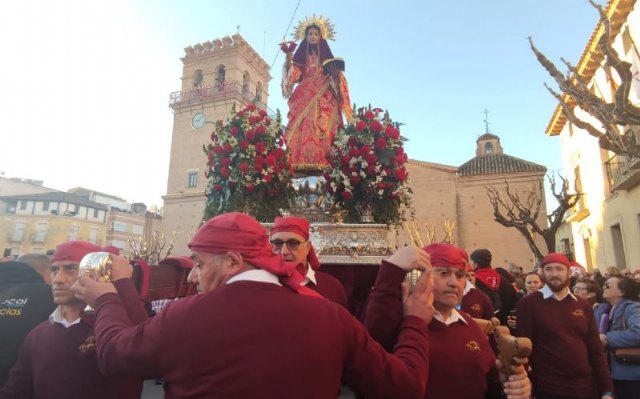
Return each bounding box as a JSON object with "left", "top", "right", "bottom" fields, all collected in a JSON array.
[{"left": 293, "top": 15, "right": 336, "bottom": 41}]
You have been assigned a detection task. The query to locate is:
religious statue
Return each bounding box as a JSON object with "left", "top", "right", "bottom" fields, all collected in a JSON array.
[{"left": 281, "top": 15, "right": 352, "bottom": 173}]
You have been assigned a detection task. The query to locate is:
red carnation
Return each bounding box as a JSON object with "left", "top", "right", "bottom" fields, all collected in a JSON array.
[
  {"left": 214, "top": 145, "right": 224, "bottom": 154},
  {"left": 347, "top": 136, "right": 357, "bottom": 146},
  {"left": 341, "top": 191, "right": 353, "bottom": 200},
  {"left": 223, "top": 144, "right": 233, "bottom": 153},
  {"left": 245, "top": 103, "right": 257, "bottom": 112},
  {"left": 221, "top": 158, "right": 231, "bottom": 167},
  {"left": 273, "top": 148, "right": 285, "bottom": 158},
  {"left": 340, "top": 155, "right": 351, "bottom": 167},
  {"left": 219, "top": 167, "right": 230, "bottom": 178},
  {"left": 385, "top": 125, "right": 400, "bottom": 139},
  {"left": 213, "top": 184, "right": 223, "bottom": 192},
  {"left": 265, "top": 154, "right": 277, "bottom": 166},
  {"left": 366, "top": 153, "right": 378, "bottom": 165},
  {"left": 348, "top": 147, "right": 359, "bottom": 158},
  {"left": 238, "top": 162, "right": 250, "bottom": 173},
  {"left": 236, "top": 111, "right": 245, "bottom": 118},
  {"left": 349, "top": 175, "right": 362, "bottom": 185},
  {"left": 230, "top": 126, "right": 240, "bottom": 137},
  {"left": 246, "top": 130, "right": 256, "bottom": 141},
  {"left": 355, "top": 120, "right": 367, "bottom": 132},
  {"left": 255, "top": 125, "right": 266, "bottom": 135},
  {"left": 370, "top": 120, "right": 383, "bottom": 133},
  {"left": 239, "top": 140, "right": 249, "bottom": 150},
  {"left": 394, "top": 167, "right": 408, "bottom": 182},
  {"left": 364, "top": 111, "right": 375, "bottom": 120},
  {"left": 375, "top": 137, "right": 387, "bottom": 151},
  {"left": 366, "top": 165, "right": 377, "bottom": 176},
  {"left": 255, "top": 142, "right": 266, "bottom": 154},
  {"left": 360, "top": 145, "right": 371, "bottom": 156},
  {"left": 259, "top": 110, "right": 268, "bottom": 118},
  {"left": 263, "top": 174, "right": 274, "bottom": 183},
  {"left": 245, "top": 183, "right": 256, "bottom": 192},
  {"left": 207, "top": 151, "right": 213, "bottom": 160}
]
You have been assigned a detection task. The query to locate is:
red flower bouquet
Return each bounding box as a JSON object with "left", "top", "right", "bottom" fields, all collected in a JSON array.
[
  {"left": 203, "top": 104, "right": 294, "bottom": 221},
  {"left": 325, "top": 107, "right": 412, "bottom": 225}
]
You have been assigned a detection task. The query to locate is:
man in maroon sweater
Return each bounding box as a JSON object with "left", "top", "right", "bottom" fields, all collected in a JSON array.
[
  {"left": 515, "top": 252, "right": 613, "bottom": 399},
  {"left": 73, "top": 212, "right": 435, "bottom": 399},
  {"left": 270, "top": 216, "right": 349, "bottom": 308},
  {"left": 0, "top": 241, "right": 148, "bottom": 399},
  {"left": 365, "top": 242, "right": 531, "bottom": 399}
]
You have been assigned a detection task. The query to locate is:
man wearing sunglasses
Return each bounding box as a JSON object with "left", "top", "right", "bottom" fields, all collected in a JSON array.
[{"left": 270, "top": 216, "right": 349, "bottom": 309}]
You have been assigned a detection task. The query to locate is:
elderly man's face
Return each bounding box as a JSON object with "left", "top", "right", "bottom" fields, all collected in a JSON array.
[
  {"left": 191, "top": 252, "right": 235, "bottom": 293},
  {"left": 432, "top": 267, "right": 466, "bottom": 311},
  {"left": 270, "top": 231, "right": 309, "bottom": 266}
]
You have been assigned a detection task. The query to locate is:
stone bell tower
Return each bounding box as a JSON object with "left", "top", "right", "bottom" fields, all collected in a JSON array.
[{"left": 163, "top": 34, "right": 271, "bottom": 255}]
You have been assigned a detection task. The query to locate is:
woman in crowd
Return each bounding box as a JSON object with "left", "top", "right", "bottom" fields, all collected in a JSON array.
[
  {"left": 572, "top": 277, "right": 603, "bottom": 308},
  {"left": 523, "top": 272, "right": 543, "bottom": 296},
  {"left": 595, "top": 276, "right": 640, "bottom": 399}
]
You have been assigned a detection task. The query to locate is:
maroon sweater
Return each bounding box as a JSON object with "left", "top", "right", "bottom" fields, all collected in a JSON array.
[
  {"left": 515, "top": 290, "right": 613, "bottom": 397},
  {"left": 0, "top": 279, "right": 147, "bottom": 399},
  {"left": 461, "top": 287, "right": 494, "bottom": 320},
  {"left": 93, "top": 278, "right": 430, "bottom": 399},
  {"left": 308, "top": 270, "right": 349, "bottom": 309},
  {"left": 365, "top": 262, "right": 501, "bottom": 399}
]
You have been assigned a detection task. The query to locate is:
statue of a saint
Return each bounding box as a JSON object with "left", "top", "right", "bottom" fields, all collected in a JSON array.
[{"left": 282, "top": 15, "right": 352, "bottom": 173}]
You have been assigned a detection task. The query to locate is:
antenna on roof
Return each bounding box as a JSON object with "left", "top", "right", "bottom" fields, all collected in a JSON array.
[{"left": 483, "top": 109, "right": 491, "bottom": 134}]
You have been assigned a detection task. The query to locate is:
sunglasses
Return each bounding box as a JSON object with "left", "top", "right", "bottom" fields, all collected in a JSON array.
[{"left": 270, "top": 239, "right": 307, "bottom": 250}]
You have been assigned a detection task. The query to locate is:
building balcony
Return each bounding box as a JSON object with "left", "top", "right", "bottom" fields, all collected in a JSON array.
[
  {"left": 605, "top": 154, "right": 640, "bottom": 191},
  {"left": 169, "top": 81, "right": 274, "bottom": 116}
]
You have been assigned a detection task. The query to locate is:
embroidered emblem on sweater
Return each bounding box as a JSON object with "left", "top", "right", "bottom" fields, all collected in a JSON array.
[
  {"left": 466, "top": 340, "right": 481, "bottom": 352},
  {"left": 471, "top": 304, "right": 481, "bottom": 312},
  {"left": 572, "top": 309, "right": 585, "bottom": 318},
  {"left": 78, "top": 336, "right": 96, "bottom": 353}
]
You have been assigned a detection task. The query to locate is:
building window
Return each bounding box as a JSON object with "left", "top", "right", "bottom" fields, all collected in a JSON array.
[
  {"left": 216, "top": 65, "right": 226, "bottom": 90},
  {"left": 485, "top": 142, "right": 493, "bottom": 154},
  {"left": 12, "top": 222, "right": 26, "bottom": 242},
  {"left": 19, "top": 201, "right": 27, "bottom": 210},
  {"left": 110, "top": 239, "right": 126, "bottom": 249},
  {"left": 255, "top": 82, "right": 263, "bottom": 102},
  {"left": 93, "top": 208, "right": 100, "bottom": 218},
  {"left": 43, "top": 201, "right": 50, "bottom": 211},
  {"left": 89, "top": 227, "right": 99, "bottom": 244},
  {"left": 193, "top": 69, "right": 203, "bottom": 89},
  {"left": 131, "top": 224, "right": 144, "bottom": 235},
  {"left": 111, "top": 221, "right": 128, "bottom": 232},
  {"left": 610, "top": 223, "right": 627, "bottom": 269},
  {"left": 34, "top": 222, "right": 48, "bottom": 243},
  {"left": 69, "top": 225, "right": 79, "bottom": 241},
  {"left": 242, "top": 71, "right": 251, "bottom": 94},
  {"left": 187, "top": 172, "right": 198, "bottom": 188}
]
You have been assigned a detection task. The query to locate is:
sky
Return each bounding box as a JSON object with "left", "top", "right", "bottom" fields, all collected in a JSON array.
[{"left": 0, "top": 0, "right": 603, "bottom": 209}]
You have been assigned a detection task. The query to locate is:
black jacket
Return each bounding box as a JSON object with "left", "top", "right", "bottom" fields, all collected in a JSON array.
[{"left": 0, "top": 261, "right": 56, "bottom": 384}]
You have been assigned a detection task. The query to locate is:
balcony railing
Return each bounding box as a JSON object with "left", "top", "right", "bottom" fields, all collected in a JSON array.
[
  {"left": 605, "top": 154, "right": 640, "bottom": 191},
  {"left": 169, "top": 81, "right": 276, "bottom": 117}
]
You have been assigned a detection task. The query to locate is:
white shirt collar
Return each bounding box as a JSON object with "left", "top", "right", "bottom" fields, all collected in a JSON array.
[
  {"left": 540, "top": 284, "right": 576, "bottom": 301},
  {"left": 302, "top": 264, "right": 316, "bottom": 286},
  {"left": 463, "top": 280, "right": 474, "bottom": 295},
  {"left": 434, "top": 308, "right": 468, "bottom": 326},
  {"left": 49, "top": 306, "right": 82, "bottom": 328},
  {"left": 227, "top": 269, "right": 282, "bottom": 286}
]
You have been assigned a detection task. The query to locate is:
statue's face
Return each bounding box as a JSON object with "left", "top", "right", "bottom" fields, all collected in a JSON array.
[{"left": 306, "top": 27, "right": 320, "bottom": 45}]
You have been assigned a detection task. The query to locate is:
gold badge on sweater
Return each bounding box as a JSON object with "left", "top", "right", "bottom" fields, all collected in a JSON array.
[
  {"left": 466, "top": 340, "right": 481, "bottom": 352},
  {"left": 572, "top": 309, "right": 585, "bottom": 318},
  {"left": 78, "top": 335, "right": 96, "bottom": 353}
]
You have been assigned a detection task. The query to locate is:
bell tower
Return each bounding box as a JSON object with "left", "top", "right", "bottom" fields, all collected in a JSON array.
[{"left": 163, "top": 34, "right": 271, "bottom": 254}]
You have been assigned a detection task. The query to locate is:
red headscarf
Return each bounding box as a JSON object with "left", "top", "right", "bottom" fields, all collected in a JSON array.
[
  {"left": 51, "top": 241, "right": 102, "bottom": 264},
  {"left": 189, "top": 212, "right": 320, "bottom": 297},
  {"left": 270, "top": 216, "right": 321, "bottom": 270},
  {"left": 423, "top": 243, "right": 468, "bottom": 270},
  {"left": 542, "top": 253, "right": 571, "bottom": 268}
]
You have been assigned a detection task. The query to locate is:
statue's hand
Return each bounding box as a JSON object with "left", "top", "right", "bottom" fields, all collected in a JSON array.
[{"left": 328, "top": 64, "right": 340, "bottom": 79}]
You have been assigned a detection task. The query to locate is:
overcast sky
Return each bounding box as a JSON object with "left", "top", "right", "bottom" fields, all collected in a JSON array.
[{"left": 0, "top": 0, "right": 602, "bottom": 208}]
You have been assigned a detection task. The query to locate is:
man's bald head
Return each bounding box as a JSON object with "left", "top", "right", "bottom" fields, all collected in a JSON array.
[{"left": 18, "top": 253, "right": 52, "bottom": 284}]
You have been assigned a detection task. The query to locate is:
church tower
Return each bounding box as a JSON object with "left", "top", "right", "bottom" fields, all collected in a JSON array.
[{"left": 163, "top": 34, "right": 271, "bottom": 254}]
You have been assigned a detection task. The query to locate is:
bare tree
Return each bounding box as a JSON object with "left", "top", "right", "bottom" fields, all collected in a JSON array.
[
  {"left": 128, "top": 231, "right": 178, "bottom": 265},
  {"left": 530, "top": 0, "right": 640, "bottom": 159},
  {"left": 486, "top": 175, "right": 580, "bottom": 261}
]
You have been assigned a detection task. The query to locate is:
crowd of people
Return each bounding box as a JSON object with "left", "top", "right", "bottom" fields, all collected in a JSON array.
[{"left": 0, "top": 212, "right": 638, "bottom": 399}]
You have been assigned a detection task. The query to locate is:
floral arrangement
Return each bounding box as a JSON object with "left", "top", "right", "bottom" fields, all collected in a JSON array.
[
  {"left": 324, "top": 106, "right": 412, "bottom": 226},
  {"left": 202, "top": 103, "right": 294, "bottom": 222}
]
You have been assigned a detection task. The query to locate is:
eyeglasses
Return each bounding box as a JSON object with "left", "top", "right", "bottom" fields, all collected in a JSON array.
[
  {"left": 572, "top": 286, "right": 588, "bottom": 292},
  {"left": 270, "top": 239, "right": 307, "bottom": 250}
]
